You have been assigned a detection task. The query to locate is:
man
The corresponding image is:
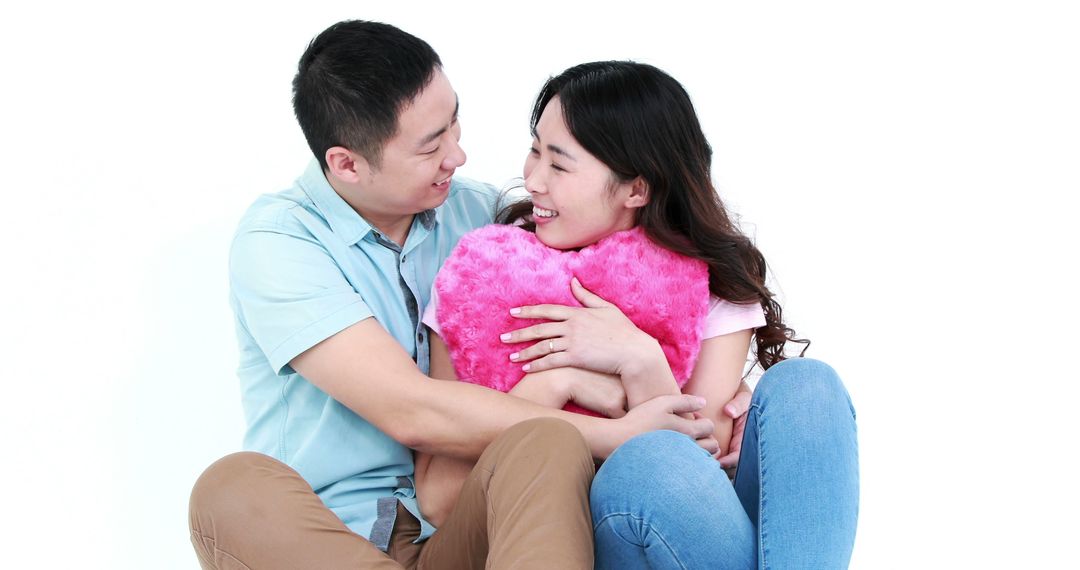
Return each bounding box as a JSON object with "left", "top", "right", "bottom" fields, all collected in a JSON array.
[{"left": 188, "top": 20, "right": 735, "bottom": 569}]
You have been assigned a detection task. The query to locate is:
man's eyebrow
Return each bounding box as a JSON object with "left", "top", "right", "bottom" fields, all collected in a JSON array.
[
  {"left": 530, "top": 128, "right": 577, "bottom": 161},
  {"left": 417, "top": 96, "right": 460, "bottom": 149}
]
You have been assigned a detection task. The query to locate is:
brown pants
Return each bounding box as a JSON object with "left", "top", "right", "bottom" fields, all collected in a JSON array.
[{"left": 189, "top": 418, "right": 595, "bottom": 569}]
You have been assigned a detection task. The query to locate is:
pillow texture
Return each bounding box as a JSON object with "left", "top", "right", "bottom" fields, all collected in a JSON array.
[{"left": 435, "top": 224, "right": 711, "bottom": 416}]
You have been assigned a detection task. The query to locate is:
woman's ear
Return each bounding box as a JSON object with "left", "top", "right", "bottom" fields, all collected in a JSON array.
[{"left": 624, "top": 177, "right": 650, "bottom": 209}]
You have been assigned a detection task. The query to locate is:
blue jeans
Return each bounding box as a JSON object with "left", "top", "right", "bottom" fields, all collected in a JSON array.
[{"left": 591, "top": 358, "right": 859, "bottom": 569}]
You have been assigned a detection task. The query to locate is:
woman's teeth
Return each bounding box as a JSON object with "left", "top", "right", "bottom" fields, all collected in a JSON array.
[{"left": 533, "top": 206, "right": 558, "bottom": 218}]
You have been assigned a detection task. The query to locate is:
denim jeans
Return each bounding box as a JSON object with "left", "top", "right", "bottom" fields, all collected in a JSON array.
[{"left": 591, "top": 358, "right": 859, "bottom": 569}]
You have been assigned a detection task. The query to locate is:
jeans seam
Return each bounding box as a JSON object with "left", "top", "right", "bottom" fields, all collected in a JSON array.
[
  {"left": 753, "top": 403, "right": 770, "bottom": 570},
  {"left": 593, "top": 512, "right": 689, "bottom": 570}
]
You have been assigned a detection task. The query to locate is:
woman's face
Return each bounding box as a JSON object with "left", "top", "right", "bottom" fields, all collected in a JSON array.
[{"left": 523, "top": 98, "right": 638, "bottom": 250}]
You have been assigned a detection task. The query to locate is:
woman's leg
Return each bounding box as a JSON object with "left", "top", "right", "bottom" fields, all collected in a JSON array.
[
  {"left": 591, "top": 430, "right": 756, "bottom": 570},
  {"left": 733, "top": 358, "right": 859, "bottom": 569}
]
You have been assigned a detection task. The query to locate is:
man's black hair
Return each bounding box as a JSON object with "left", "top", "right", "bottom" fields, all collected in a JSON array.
[{"left": 292, "top": 20, "right": 442, "bottom": 170}]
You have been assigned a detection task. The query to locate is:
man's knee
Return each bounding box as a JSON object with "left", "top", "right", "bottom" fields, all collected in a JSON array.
[
  {"left": 494, "top": 417, "right": 591, "bottom": 470},
  {"left": 190, "top": 452, "right": 290, "bottom": 530},
  {"left": 506, "top": 417, "right": 587, "bottom": 449}
]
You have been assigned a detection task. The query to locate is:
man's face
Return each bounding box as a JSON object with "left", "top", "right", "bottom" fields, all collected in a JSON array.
[{"left": 360, "top": 69, "right": 466, "bottom": 217}]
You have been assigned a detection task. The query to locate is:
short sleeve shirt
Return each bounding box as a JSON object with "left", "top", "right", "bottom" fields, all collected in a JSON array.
[{"left": 229, "top": 160, "right": 499, "bottom": 548}]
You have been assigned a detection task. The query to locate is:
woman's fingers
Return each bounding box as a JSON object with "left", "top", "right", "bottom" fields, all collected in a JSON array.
[
  {"left": 695, "top": 435, "right": 721, "bottom": 455},
  {"left": 509, "top": 336, "right": 566, "bottom": 363},
  {"left": 500, "top": 321, "right": 566, "bottom": 344},
  {"left": 717, "top": 414, "right": 746, "bottom": 469},
  {"left": 723, "top": 389, "right": 752, "bottom": 418},
  {"left": 570, "top": 277, "right": 613, "bottom": 308},
  {"left": 508, "top": 303, "right": 576, "bottom": 321},
  {"left": 717, "top": 447, "right": 741, "bottom": 469},
  {"left": 519, "top": 351, "right": 574, "bottom": 373}
]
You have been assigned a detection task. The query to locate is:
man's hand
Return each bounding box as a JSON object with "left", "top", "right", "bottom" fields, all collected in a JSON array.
[
  {"left": 716, "top": 384, "right": 752, "bottom": 473},
  {"left": 615, "top": 394, "right": 717, "bottom": 457}
]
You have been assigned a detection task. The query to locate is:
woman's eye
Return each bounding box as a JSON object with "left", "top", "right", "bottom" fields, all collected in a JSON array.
[
  {"left": 529, "top": 147, "right": 540, "bottom": 156},
  {"left": 422, "top": 147, "right": 439, "bottom": 155},
  {"left": 551, "top": 163, "right": 566, "bottom": 172}
]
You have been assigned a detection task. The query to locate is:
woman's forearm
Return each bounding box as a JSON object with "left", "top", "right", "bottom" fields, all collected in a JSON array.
[{"left": 619, "top": 339, "right": 683, "bottom": 408}]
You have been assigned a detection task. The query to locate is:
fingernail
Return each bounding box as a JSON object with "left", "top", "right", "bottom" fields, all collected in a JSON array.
[
  {"left": 695, "top": 397, "right": 707, "bottom": 407},
  {"left": 724, "top": 404, "right": 736, "bottom": 416},
  {"left": 509, "top": 352, "right": 519, "bottom": 361},
  {"left": 509, "top": 307, "right": 521, "bottom": 315},
  {"left": 500, "top": 333, "right": 511, "bottom": 341},
  {"left": 522, "top": 364, "right": 531, "bottom": 372}
]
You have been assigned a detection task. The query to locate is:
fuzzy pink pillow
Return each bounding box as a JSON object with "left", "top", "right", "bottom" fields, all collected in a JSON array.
[{"left": 435, "top": 224, "right": 710, "bottom": 416}]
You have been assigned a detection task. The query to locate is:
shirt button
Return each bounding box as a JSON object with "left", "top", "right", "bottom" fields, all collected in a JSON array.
[
  {"left": 417, "top": 332, "right": 424, "bottom": 342},
  {"left": 401, "top": 255, "right": 406, "bottom": 262}
]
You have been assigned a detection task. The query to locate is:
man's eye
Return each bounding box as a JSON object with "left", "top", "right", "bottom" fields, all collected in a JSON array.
[
  {"left": 551, "top": 163, "right": 566, "bottom": 172},
  {"left": 529, "top": 147, "right": 540, "bottom": 156},
  {"left": 422, "top": 147, "right": 439, "bottom": 155}
]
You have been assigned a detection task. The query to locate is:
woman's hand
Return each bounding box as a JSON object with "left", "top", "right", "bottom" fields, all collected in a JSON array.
[
  {"left": 716, "top": 382, "right": 752, "bottom": 474},
  {"left": 560, "top": 368, "right": 628, "bottom": 418},
  {"left": 509, "top": 367, "right": 628, "bottom": 418},
  {"left": 501, "top": 277, "right": 661, "bottom": 376}
]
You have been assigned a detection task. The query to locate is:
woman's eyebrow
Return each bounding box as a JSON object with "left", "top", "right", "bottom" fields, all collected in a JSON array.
[{"left": 530, "top": 129, "right": 577, "bottom": 161}]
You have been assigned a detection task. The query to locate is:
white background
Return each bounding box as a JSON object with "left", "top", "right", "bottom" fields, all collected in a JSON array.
[{"left": 2, "top": 1, "right": 1077, "bottom": 568}]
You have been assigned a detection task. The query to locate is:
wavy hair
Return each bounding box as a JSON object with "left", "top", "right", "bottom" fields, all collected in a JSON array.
[{"left": 498, "top": 61, "right": 808, "bottom": 370}]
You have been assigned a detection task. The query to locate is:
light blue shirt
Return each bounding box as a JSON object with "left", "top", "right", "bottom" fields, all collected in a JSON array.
[{"left": 229, "top": 160, "right": 500, "bottom": 548}]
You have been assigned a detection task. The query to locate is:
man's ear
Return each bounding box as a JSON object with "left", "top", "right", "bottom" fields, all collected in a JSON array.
[
  {"left": 624, "top": 177, "right": 650, "bottom": 209},
  {"left": 324, "top": 146, "right": 373, "bottom": 184}
]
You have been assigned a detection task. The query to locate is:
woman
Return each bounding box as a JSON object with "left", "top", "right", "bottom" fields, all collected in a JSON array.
[{"left": 417, "top": 60, "right": 859, "bottom": 569}]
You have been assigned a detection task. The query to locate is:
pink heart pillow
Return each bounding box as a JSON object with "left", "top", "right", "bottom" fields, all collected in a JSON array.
[{"left": 435, "top": 224, "right": 710, "bottom": 416}]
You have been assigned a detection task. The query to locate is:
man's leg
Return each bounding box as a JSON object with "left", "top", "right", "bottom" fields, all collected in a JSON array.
[
  {"left": 733, "top": 358, "right": 860, "bottom": 569},
  {"left": 189, "top": 452, "right": 412, "bottom": 570},
  {"left": 590, "top": 430, "right": 757, "bottom": 570},
  {"left": 417, "top": 417, "right": 596, "bottom": 570}
]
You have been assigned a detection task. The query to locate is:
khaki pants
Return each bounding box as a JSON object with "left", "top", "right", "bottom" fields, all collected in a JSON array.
[{"left": 189, "top": 418, "right": 595, "bottom": 569}]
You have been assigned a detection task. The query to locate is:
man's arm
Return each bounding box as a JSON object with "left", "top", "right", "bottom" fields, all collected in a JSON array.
[
  {"left": 290, "top": 317, "right": 714, "bottom": 460},
  {"left": 415, "top": 331, "right": 631, "bottom": 525}
]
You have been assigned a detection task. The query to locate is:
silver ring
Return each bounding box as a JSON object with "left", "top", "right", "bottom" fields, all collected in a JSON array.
[{"left": 549, "top": 339, "right": 555, "bottom": 353}]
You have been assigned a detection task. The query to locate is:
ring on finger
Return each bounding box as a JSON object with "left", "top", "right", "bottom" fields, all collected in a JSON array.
[{"left": 548, "top": 339, "right": 555, "bottom": 353}]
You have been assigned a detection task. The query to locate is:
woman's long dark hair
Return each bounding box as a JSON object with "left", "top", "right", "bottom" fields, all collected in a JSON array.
[{"left": 499, "top": 61, "right": 807, "bottom": 371}]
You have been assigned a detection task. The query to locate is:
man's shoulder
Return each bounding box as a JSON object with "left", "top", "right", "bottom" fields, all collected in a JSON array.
[{"left": 234, "top": 185, "right": 316, "bottom": 237}]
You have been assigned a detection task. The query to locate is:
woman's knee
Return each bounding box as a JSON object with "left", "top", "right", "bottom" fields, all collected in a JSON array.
[
  {"left": 592, "top": 431, "right": 711, "bottom": 504},
  {"left": 609, "top": 430, "right": 699, "bottom": 465},
  {"left": 755, "top": 357, "right": 854, "bottom": 415}
]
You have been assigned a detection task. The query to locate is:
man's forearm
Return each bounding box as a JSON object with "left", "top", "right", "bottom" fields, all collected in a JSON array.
[{"left": 403, "top": 377, "right": 620, "bottom": 458}]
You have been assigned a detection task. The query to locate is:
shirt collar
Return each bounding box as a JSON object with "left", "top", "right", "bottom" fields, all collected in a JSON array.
[{"left": 297, "top": 160, "right": 437, "bottom": 245}]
